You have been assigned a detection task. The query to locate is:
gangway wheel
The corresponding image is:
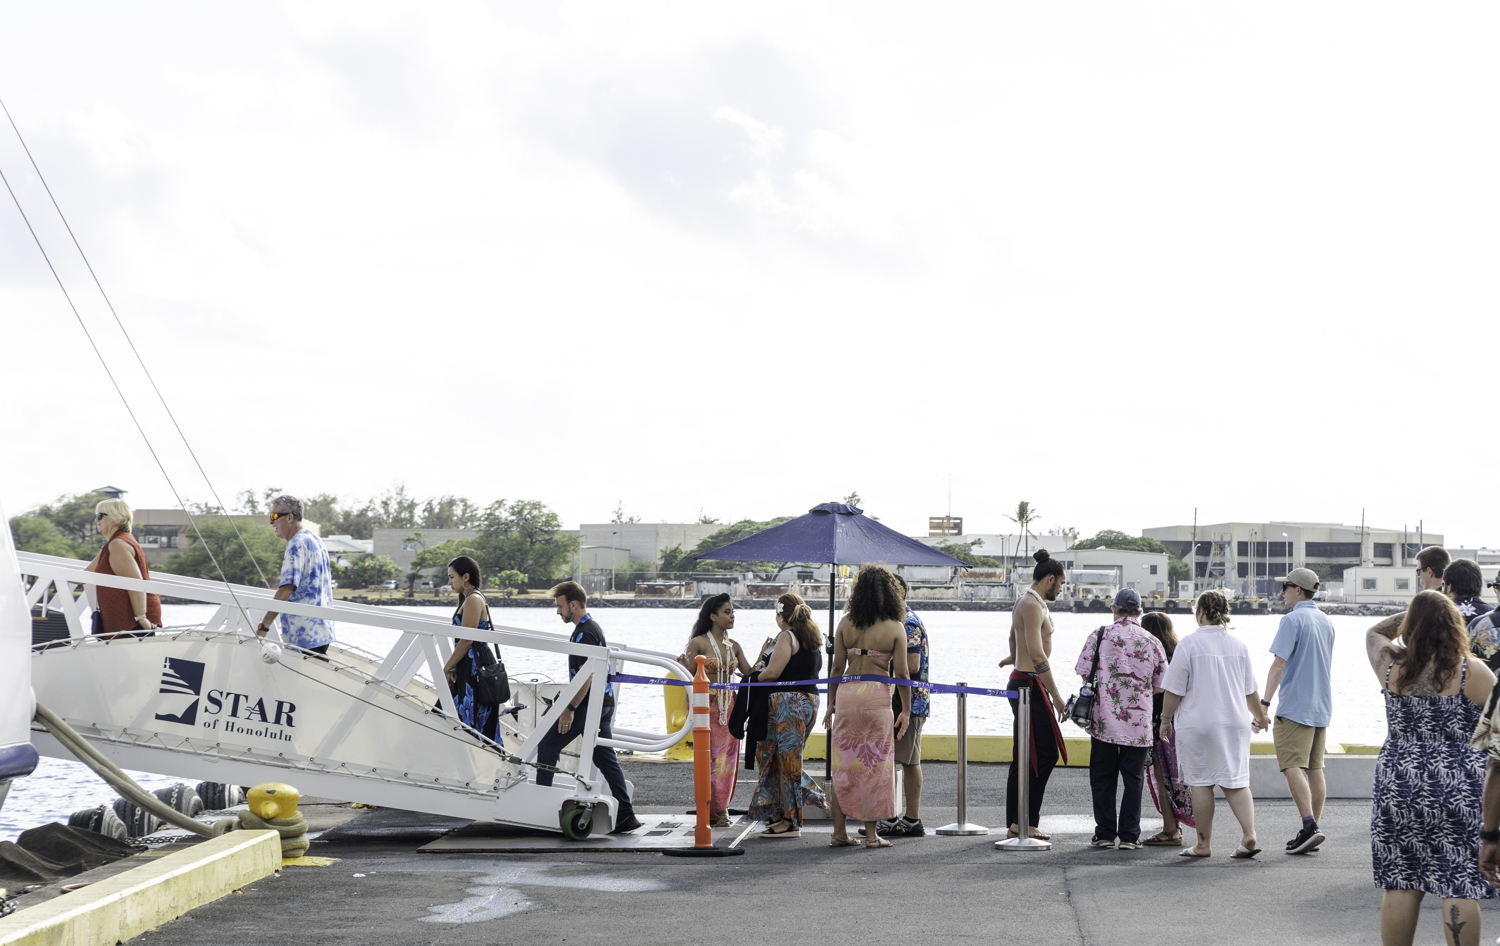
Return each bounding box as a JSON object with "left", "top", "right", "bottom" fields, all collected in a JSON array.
[{"left": 560, "top": 804, "right": 593, "bottom": 841}]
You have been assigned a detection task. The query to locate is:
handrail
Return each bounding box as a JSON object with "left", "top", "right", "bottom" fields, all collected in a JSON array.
[{"left": 19, "top": 551, "right": 694, "bottom": 750}]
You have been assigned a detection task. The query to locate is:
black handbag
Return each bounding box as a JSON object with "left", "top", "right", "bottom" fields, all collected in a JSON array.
[
  {"left": 1065, "top": 627, "right": 1107, "bottom": 728},
  {"left": 472, "top": 600, "right": 510, "bottom": 706}
]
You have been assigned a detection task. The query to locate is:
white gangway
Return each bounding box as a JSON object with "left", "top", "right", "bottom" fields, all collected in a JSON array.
[{"left": 7, "top": 547, "right": 692, "bottom": 839}]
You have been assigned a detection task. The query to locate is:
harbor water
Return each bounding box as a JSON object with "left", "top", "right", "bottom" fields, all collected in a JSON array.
[{"left": 3, "top": 603, "right": 1391, "bottom": 841}]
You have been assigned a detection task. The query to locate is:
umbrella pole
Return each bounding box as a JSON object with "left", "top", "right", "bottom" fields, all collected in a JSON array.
[{"left": 826, "top": 561, "right": 836, "bottom": 781}]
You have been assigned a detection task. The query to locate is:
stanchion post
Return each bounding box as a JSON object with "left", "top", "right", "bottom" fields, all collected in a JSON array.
[
  {"left": 691, "top": 654, "right": 712, "bottom": 848},
  {"left": 936, "top": 683, "right": 986, "bottom": 836},
  {"left": 996, "top": 686, "right": 1051, "bottom": 851},
  {"left": 662, "top": 655, "right": 744, "bottom": 858}
]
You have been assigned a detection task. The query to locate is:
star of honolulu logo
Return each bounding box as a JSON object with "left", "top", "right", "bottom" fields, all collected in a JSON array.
[{"left": 154, "top": 657, "right": 205, "bottom": 727}]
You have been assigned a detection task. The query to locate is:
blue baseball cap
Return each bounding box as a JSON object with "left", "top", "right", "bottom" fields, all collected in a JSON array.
[{"left": 1114, "top": 588, "right": 1143, "bottom": 611}]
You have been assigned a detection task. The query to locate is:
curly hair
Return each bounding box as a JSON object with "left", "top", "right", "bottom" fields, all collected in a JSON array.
[
  {"left": 847, "top": 564, "right": 905, "bottom": 629},
  {"left": 1194, "top": 589, "right": 1231, "bottom": 627},
  {"left": 1393, "top": 589, "right": 1472, "bottom": 693},
  {"left": 775, "top": 592, "right": 822, "bottom": 652},
  {"left": 1444, "top": 559, "right": 1484, "bottom": 598}
]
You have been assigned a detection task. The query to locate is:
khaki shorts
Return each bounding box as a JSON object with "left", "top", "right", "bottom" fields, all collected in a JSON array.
[
  {"left": 1274, "top": 717, "right": 1327, "bottom": 771},
  {"left": 895, "top": 714, "right": 925, "bottom": 765}
]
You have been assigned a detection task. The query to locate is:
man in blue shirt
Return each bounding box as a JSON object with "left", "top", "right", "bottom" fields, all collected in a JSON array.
[
  {"left": 254, "top": 495, "right": 335, "bottom": 654},
  {"left": 879, "top": 576, "right": 930, "bottom": 837},
  {"left": 534, "top": 581, "right": 641, "bottom": 834},
  {"left": 1264, "top": 567, "right": 1335, "bottom": 855}
]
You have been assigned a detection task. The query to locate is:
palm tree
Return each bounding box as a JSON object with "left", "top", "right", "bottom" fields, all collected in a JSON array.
[{"left": 1005, "top": 501, "right": 1041, "bottom": 570}]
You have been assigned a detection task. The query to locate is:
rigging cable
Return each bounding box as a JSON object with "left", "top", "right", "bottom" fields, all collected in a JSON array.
[
  {"left": 0, "top": 96, "right": 271, "bottom": 590},
  {"left": 0, "top": 131, "right": 260, "bottom": 631}
]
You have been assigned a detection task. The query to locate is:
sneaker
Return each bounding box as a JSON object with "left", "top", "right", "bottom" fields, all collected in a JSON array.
[
  {"left": 1117, "top": 839, "right": 1142, "bottom": 850},
  {"left": 1090, "top": 835, "right": 1116, "bottom": 848},
  {"left": 900, "top": 818, "right": 926, "bottom": 838},
  {"left": 610, "top": 814, "right": 644, "bottom": 835},
  {"left": 874, "top": 817, "right": 906, "bottom": 836},
  {"left": 1285, "top": 824, "right": 1325, "bottom": 854}
]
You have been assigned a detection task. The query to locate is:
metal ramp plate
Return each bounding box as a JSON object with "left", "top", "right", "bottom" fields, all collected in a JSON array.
[{"left": 416, "top": 814, "right": 739, "bottom": 853}]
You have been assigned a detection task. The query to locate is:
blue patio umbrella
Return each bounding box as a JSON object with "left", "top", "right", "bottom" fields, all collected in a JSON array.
[
  {"left": 697, "top": 501, "right": 970, "bottom": 779},
  {"left": 696, "top": 500, "right": 969, "bottom": 652}
]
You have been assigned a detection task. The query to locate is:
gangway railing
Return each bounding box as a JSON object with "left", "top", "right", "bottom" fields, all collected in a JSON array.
[{"left": 16, "top": 551, "right": 692, "bottom": 831}]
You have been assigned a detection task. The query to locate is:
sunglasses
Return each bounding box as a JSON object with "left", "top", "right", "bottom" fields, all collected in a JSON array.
[
  {"left": 95, "top": 512, "right": 108, "bottom": 521},
  {"left": 269, "top": 511, "right": 290, "bottom": 522}
]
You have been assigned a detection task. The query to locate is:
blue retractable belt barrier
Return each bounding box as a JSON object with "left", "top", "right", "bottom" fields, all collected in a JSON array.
[{"left": 608, "top": 672, "right": 1017, "bottom": 700}]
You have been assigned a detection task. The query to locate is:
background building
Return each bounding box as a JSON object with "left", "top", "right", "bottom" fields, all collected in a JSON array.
[
  {"left": 577, "top": 523, "right": 724, "bottom": 570},
  {"left": 1143, "top": 521, "right": 1442, "bottom": 597},
  {"left": 131, "top": 509, "right": 321, "bottom": 567},
  {"left": 371, "top": 528, "right": 476, "bottom": 575}
]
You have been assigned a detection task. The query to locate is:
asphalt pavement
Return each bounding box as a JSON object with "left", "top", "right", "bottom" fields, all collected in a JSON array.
[{"left": 50, "top": 761, "right": 1499, "bottom": 945}]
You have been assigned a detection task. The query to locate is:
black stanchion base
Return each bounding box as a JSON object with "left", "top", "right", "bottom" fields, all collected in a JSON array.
[
  {"left": 661, "top": 846, "right": 746, "bottom": 858},
  {"left": 684, "top": 809, "right": 749, "bottom": 816}
]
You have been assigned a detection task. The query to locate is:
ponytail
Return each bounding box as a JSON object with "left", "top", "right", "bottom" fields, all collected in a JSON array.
[{"left": 776, "top": 593, "right": 822, "bottom": 651}]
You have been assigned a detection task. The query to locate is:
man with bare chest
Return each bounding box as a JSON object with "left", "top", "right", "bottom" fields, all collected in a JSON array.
[{"left": 1000, "top": 549, "right": 1068, "bottom": 839}]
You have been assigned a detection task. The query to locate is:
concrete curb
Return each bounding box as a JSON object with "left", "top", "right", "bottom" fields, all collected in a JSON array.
[{"left": 0, "top": 830, "right": 280, "bottom": 946}]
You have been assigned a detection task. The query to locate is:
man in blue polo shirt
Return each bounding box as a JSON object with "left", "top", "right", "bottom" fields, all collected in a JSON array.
[{"left": 1263, "top": 567, "right": 1335, "bottom": 855}]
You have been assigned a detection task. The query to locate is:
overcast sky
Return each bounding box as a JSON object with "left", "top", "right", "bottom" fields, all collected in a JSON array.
[{"left": 2, "top": 3, "right": 1496, "bottom": 544}]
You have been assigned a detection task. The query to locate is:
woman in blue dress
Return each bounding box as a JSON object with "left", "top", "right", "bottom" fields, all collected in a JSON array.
[
  {"left": 441, "top": 555, "right": 501, "bottom": 742},
  {"left": 1367, "top": 589, "right": 1497, "bottom": 946}
]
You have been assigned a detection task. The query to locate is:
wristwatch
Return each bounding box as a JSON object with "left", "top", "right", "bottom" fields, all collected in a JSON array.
[
  {"left": 1482, "top": 828, "right": 1500, "bottom": 843},
  {"left": 1260, "top": 699, "right": 1272, "bottom": 706}
]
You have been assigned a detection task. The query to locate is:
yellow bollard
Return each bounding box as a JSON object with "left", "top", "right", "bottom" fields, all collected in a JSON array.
[
  {"left": 662, "top": 672, "right": 694, "bottom": 761},
  {"left": 247, "top": 783, "right": 300, "bottom": 820}
]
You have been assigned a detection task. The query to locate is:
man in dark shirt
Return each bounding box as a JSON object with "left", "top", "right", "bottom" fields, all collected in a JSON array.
[{"left": 534, "top": 581, "right": 641, "bottom": 834}]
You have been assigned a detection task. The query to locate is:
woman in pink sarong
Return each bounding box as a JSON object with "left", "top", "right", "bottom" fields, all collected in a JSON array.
[
  {"left": 824, "top": 565, "right": 911, "bottom": 849},
  {"left": 681, "top": 594, "right": 750, "bottom": 827}
]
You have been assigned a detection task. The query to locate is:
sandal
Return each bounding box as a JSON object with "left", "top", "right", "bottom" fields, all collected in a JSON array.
[
  {"left": 1006, "top": 826, "right": 1052, "bottom": 841},
  {"left": 760, "top": 820, "right": 800, "bottom": 838},
  {"left": 1231, "top": 843, "right": 1260, "bottom": 859},
  {"left": 829, "top": 836, "right": 859, "bottom": 847},
  {"left": 710, "top": 812, "right": 732, "bottom": 828},
  {"left": 864, "top": 836, "right": 892, "bottom": 848},
  {"left": 1179, "top": 849, "right": 1211, "bottom": 858},
  {"left": 1143, "top": 831, "right": 1184, "bottom": 847}
]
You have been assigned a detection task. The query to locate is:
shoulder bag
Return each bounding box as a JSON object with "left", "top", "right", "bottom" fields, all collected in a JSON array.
[
  {"left": 1064, "top": 627, "right": 1107, "bottom": 728},
  {"left": 471, "top": 597, "right": 510, "bottom": 706}
]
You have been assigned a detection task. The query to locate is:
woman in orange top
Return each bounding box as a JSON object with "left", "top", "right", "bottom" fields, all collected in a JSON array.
[{"left": 84, "top": 498, "right": 161, "bottom": 636}]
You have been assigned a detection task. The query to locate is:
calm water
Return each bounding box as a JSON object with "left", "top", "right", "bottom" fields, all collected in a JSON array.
[{"left": 2, "top": 603, "right": 1389, "bottom": 841}]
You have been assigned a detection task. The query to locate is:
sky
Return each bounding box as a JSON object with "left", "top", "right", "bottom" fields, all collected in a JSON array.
[{"left": 2, "top": 2, "right": 1497, "bottom": 544}]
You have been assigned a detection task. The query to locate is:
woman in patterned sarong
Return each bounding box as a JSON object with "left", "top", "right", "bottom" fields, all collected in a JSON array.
[
  {"left": 682, "top": 594, "right": 750, "bottom": 827},
  {"left": 1141, "top": 611, "right": 1193, "bottom": 843},
  {"left": 825, "top": 565, "right": 911, "bottom": 849},
  {"left": 749, "top": 593, "right": 828, "bottom": 837}
]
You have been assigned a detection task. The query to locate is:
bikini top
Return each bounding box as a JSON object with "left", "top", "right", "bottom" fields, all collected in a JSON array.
[{"left": 847, "top": 648, "right": 892, "bottom": 660}]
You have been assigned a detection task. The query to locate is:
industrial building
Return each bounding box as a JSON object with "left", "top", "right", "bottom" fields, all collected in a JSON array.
[{"left": 1143, "top": 520, "right": 1443, "bottom": 597}]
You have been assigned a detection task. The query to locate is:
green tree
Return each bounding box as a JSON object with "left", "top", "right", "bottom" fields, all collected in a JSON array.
[
  {"left": 490, "top": 569, "right": 527, "bottom": 597},
  {"left": 659, "top": 544, "right": 693, "bottom": 574},
  {"left": 933, "top": 538, "right": 1000, "bottom": 567},
  {"left": 9, "top": 514, "right": 88, "bottom": 558},
  {"left": 158, "top": 519, "right": 283, "bottom": 586},
  {"left": 473, "top": 500, "right": 579, "bottom": 589},
  {"left": 410, "top": 537, "right": 481, "bottom": 592},
  {"left": 30, "top": 490, "right": 112, "bottom": 546},
  {"left": 678, "top": 517, "right": 795, "bottom": 572},
  {"left": 420, "top": 496, "right": 480, "bottom": 530},
  {"left": 1005, "top": 501, "right": 1042, "bottom": 558},
  {"left": 402, "top": 531, "right": 429, "bottom": 593},
  {"left": 611, "top": 501, "right": 641, "bottom": 524},
  {"left": 1072, "top": 530, "right": 1190, "bottom": 584},
  {"left": 843, "top": 492, "right": 862, "bottom": 507},
  {"left": 339, "top": 554, "right": 400, "bottom": 589}
]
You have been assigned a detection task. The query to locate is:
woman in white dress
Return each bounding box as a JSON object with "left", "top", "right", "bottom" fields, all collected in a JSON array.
[{"left": 1160, "top": 590, "right": 1272, "bottom": 858}]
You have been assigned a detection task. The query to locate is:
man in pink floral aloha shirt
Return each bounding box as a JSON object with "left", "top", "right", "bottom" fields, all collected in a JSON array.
[{"left": 1073, "top": 587, "right": 1168, "bottom": 850}]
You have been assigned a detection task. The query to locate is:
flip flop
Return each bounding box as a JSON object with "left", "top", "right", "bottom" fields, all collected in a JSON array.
[
  {"left": 1179, "top": 849, "right": 1211, "bottom": 858},
  {"left": 1232, "top": 844, "right": 1260, "bottom": 859},
  {"left": 1143, "top": 832, "right": 1184, "bottom": 846},
  {"left": 864, "top": 837, "right": 892, "bottom": 849},
  {"left": 829, "top": 836, "right": 859, "bottom": 847},
  {"left": 761, "top": 821, "right": 800, "bottom": 839},
  {"left": 1006, "top": 827, "right": 1053, "bottom": 841}
]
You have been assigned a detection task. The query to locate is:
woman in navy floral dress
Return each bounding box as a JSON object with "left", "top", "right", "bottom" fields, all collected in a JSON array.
[
  {"left": 441, "top": 556, "right": 501, "bottom": 742},
  {"left": 1367, "top": 590, "right": 1497, "bottom": 946}
]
